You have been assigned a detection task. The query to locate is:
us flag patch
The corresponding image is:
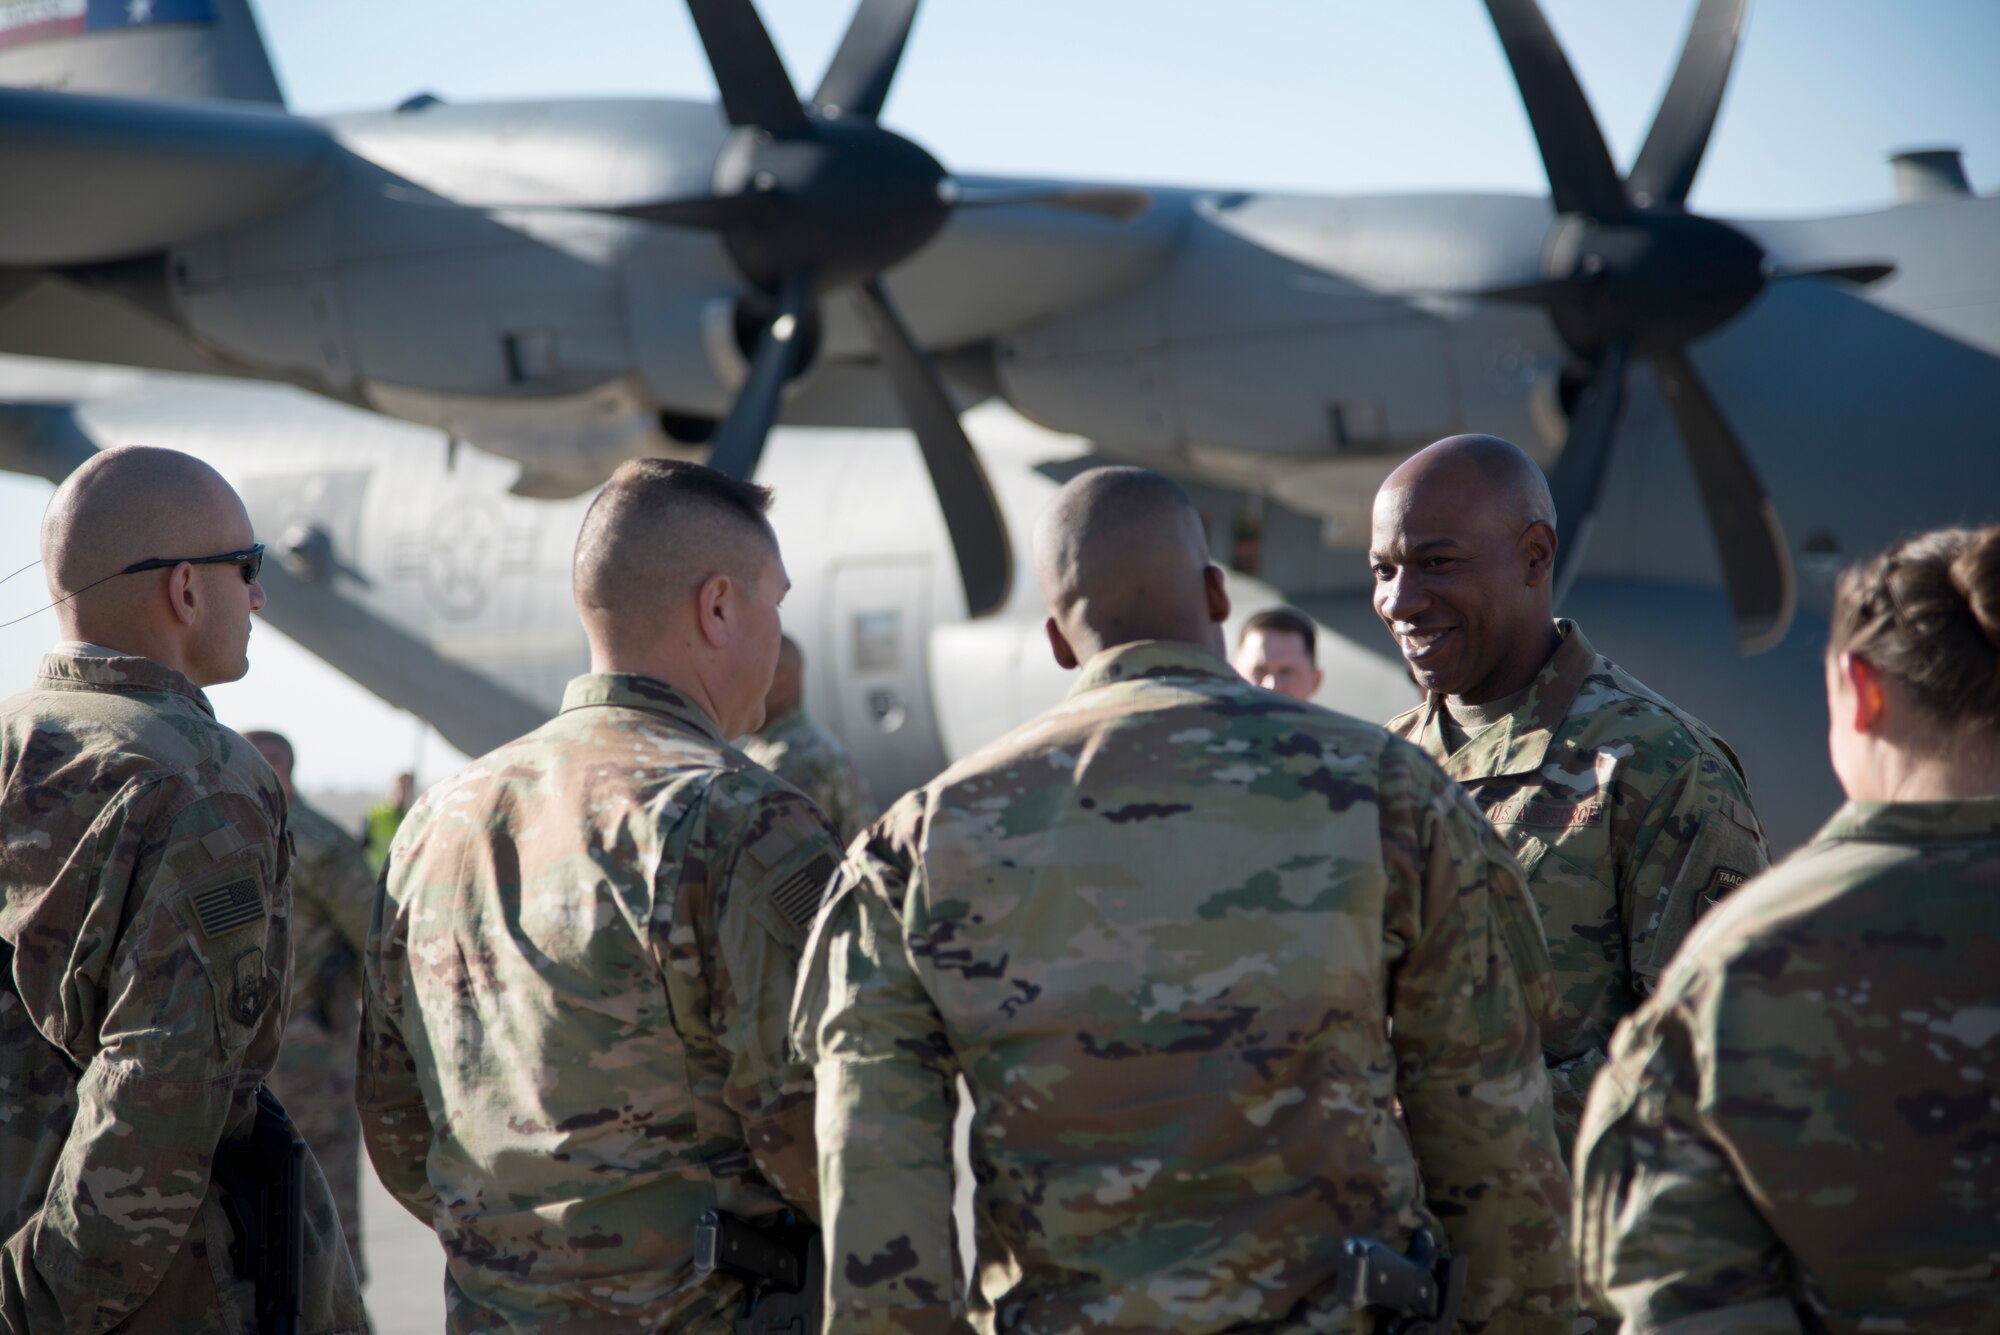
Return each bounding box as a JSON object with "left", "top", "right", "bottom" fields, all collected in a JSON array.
[
  {"left": 191, "top": 878, "right": 264, "bottom": 937},
  {"left": 770, "top": 854, "right": 837, "bottom": 933}
]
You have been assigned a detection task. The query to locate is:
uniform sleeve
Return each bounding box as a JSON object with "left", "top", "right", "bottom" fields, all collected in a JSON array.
[
  {"left": 1574, "top": 986, "right": 1804, "bottom": 1332},
  {"left": 790, "top": 803, "right": 962, "bottom": 1335},
  {"left": 696, "top": 787, "right": 843, "bottom": 1219},
  {"left": 355, "top": 846, "right": 435, "bottom": 1221},
  {"left": 1381, "top": 745, "right": 1576, "bottom": 1334},
  {"left": 1625, "top": 747, "right": 1769, "bottom": 990},
  {"left": 0, "top": 787, "right": 286, "bottom": 1332},
  {"left": 301, "top": 824, "right": 378, "bottom": 961}
]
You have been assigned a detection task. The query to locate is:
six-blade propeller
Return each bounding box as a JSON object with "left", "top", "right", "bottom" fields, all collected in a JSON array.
[{"left": 1477, "top": 0, "right": 1889, "bottom": 653}]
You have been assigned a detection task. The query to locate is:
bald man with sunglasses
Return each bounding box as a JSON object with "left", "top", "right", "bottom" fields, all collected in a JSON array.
[{"left": 0, "top": 446, "right": 362, "bottom": 1334}]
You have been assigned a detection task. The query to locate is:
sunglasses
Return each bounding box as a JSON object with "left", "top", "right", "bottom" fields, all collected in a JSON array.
[{"left": 120, "top": 544, "right": 266, "bottom": 584}]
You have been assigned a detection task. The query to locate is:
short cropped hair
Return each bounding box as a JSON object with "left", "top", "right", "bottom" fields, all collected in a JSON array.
[
  {"left": 573, "top": 460, "right": 775, "bottom": 618},
  {"left": 1240, "top": 606, "right": 1317, "bottom": 664}
]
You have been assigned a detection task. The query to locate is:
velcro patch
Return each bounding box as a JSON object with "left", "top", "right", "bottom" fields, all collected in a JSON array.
[
  {"left": 191, "top": 877, "right": 265, "bottom": 938},
  {"left": 1701, "top": 866, "right": 1750, "bottom": 912},
  {"left": 769, "top": 853, "right": 838, "bottom": 934}
]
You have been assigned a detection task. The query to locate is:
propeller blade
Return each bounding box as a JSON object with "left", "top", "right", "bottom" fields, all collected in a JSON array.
[
  {"left": 1482, "top": 0, "right": 1630, "bottom": 219},
  {"left": 1654, "top": 348, "right": 1796, "bottom": 653},
  {"left": 1626, "top": 0, "right": 1749, "bottom": 209},
  {"left": 592, "top": 191, "right": 780, "bottom": 229},
  {"left": 707, "top": 269, "right": 814, "bottom": 480},
  {"left": 1547, "top": 340, "right": 1630, "bottom": 609},
  {"left": 811, "top": 0, "right": 919, "bottom": 122},
  {"left": 1770, "top": 260, "right": 1896, "bottom": 287},
  {"left": 684, "top": 0, "right": 808, "bottom": 133},
  {"left": 946, "top": 184, "right": 1153, "bottom": 222},
  {"left": 852, "top": 278, "right": 1013, "bottom": 617}
]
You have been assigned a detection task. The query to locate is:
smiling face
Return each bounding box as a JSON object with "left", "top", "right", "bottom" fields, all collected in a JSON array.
[{"left": 1368, "top": 454, "right": 1558, "bottom": 704}]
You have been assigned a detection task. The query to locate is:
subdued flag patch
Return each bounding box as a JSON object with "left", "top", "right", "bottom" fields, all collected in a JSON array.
[
  {"left": 771, "top": 854, "right": 838, "bottom": 933},
  {"left": 192, "top": 877, "right": 264, "bottom": 937}
]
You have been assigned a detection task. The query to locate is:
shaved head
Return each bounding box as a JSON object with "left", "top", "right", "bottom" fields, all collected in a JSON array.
[
  {"left": 574, "top": 460, "right": 777, "bottom": 640},
  {"left": 1369, "top": 434, "right": 1561, "bottom": 703},
  {"left": 1379, "top": 434, "right": 1556, "bottom": 535},
  {"left": 43, "top": 446, "right": 248, "bottom": 598},
  {"left": 39, "top": 445, "right": 264, "bottom": 685},
  {"left": 1033, "top": 466, "right": 1229, "bottom": 665},
  {"left": 573, "top": 459, "right": 791, "bottom": 737}
]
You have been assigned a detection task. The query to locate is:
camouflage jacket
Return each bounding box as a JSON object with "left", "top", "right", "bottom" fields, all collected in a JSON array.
[
  {"left": 359, "top": 672, "right": 841, "bottom": 1333},
  {"left": 0, "top": 647, "right": 362, "bottom": 1334},
  {"left": 1576, "top": 797, "right": 2000, "bottom": 1333},
  {"left": 793, "top": 640, "right": 1574, "bottom": 1334},
  {"left": 741, "top": 707, "right": 878, "bottom": 843},
  {"left": 1387, "top": 619, "right": 1769, "bottom": 1143}
]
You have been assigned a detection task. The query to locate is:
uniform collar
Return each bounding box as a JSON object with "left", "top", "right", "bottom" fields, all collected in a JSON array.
[
  {"left": 36, "top": 645, "right": 214, "bottom": 717},
  {"left": 560, "top": 672, "right": 724, "bottom": 743},
  {"left": 1416, "top": 619, "right": 1595, "bottom": 781},
  {"left": 758, "top": 706, "right": 810, "bottom": 740},
  {"left": 1068, "top": 639, "right": 1241, "bottom": 700},
  {"left": 1815, "top": 796, "right": 2000, "bottom": 846}
]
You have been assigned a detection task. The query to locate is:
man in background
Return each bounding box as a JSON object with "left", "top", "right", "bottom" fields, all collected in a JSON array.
[
  {"left": 740, "top": 634, "right": 876, "bottom": 842},
  {"left": 362, "top": 770, "right": 414, "bottom": 873},
  {"left": 246, "top": 728, "right": 377, "bottom": 1308},
  {"left": 1232, "top": 605, "right": 1324, "bottom": 702}
]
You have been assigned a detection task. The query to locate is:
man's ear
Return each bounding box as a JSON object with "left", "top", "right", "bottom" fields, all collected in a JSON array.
[
  {"left": 1840, "top": 652, "right": 1889, "bottom": 734},
  {"left": 168, "top": 563, "right": 199, "bottom": 628},
  {"left": 1203, "top": 564, "right": 1232, "bottom": 625},
  {"left": 695, "top": 572, "right": 733, "bottom": 649},
  {"left": 1045, "top": 616, "right": 1079, "bottom": 671},
  {"left": 1522, "top": 520, "right": 1558, "bottom": 588}
]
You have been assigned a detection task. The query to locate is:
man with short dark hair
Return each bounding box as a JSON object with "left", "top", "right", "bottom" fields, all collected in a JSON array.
[
  {"left": 1233, "top": 606, "right": 1324, "bottom": 701},
  {"left": 1369, "top": 433, "right": 1770, "bottom": 1146},
  {"left": 741, "top": 635, "right": 876, "bottom": 842},
  {"left": 1, "top": 445, "right": 362, "bottom": 1333},
  {"left": 360, "top": 459, "right": 838, "bottom": 1331},
  {"left": 246, "top": 728, "right": 377, "bottom": 1303},
  {"left": 796, "top": 464, "right": 1574, "bottom": 1332}
]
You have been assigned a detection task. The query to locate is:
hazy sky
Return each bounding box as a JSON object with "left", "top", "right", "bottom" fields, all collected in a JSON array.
[{"left": 0, "top": 0, "right": 1994, "bottom": 791}]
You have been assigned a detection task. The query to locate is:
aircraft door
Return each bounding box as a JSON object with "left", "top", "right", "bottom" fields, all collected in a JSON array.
[{"left": 825, "top": 559, "right": 948, "bottom": 809}]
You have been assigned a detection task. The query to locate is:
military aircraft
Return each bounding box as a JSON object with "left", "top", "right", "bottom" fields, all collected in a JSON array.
[{"left": 1, "top": 0, "right": 1997, "bottom": 847}]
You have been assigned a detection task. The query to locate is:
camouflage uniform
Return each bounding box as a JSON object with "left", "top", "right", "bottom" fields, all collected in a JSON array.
[
  {"left": 1576, "top": 797, "right": 2000, "bottom": 1332},
  {"left": 267, "top": 799, "right": 377, "bottom": 1282},
  {"left": 358, "top": 673, "right": 840, "bottom": 1332},
  {"left": 793, "top": 640, "right": 1574, "bottom": 1334},
  {"left": 1387, "top": 619, "right": 1769, "bottom": 1145},
  {"left": 741, "top": 707, "right": 878, "bottom": 843},
  {"left": 0, "top": 646, "right": 363, "bottom": 1334}
]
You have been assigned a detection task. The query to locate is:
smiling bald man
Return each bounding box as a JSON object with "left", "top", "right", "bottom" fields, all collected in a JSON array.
[
  {"left": 1368, "top": 434, "right": 1771, "bottom": 1151},
  {"left": 1, "top": 446, "right": 362, "bottom": 1333}
]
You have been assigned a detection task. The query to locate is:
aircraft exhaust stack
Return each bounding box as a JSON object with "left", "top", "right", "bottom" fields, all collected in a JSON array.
[{"left": 1891, "top": 148, "right": 1973, "bottom": 205}]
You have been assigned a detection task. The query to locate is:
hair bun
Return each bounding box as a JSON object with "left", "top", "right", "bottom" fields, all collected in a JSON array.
[{"left": 1948, "top": 524, "right": 2000, "bottom": 650}]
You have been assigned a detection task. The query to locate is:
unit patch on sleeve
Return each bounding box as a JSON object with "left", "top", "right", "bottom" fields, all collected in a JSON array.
[
  {"left": 191, "top": 877, "right": 265, "bottom": 938},
  {"left": 1700, "top": 866, "right": 1750, "bottom": 913}
]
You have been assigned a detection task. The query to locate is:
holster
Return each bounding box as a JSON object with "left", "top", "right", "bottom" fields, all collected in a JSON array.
[
  {"left": 212, "top": 1085, "right": 307, "bottom": 1335},
  {"left": 1335, "top": 1228, "right": 1469, "bottom": 1335},
  {"left": 694, "top": 1209, "right": 823, "bottom": 1335}
]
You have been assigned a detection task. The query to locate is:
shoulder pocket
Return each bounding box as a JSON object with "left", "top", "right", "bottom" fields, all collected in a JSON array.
[
  {"left": 1636, "top": 808, "right": 1762, "bottom": 983},
  {"left": 169, "top": 852, "right": 278, "bottom": 1057}
]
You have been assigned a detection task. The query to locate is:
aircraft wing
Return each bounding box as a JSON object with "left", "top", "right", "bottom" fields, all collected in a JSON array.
[{"left": 0, "top": 87, "right": 336, "bottom": 267}]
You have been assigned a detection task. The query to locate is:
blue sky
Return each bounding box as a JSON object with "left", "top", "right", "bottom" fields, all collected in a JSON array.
[{"left": 1, "top": 0, "right": 1995, "bottom": 790}]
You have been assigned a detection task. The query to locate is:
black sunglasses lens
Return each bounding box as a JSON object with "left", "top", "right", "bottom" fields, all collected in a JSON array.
[{"left": 241, "top": 552, "right": 263, "bottom": 583}]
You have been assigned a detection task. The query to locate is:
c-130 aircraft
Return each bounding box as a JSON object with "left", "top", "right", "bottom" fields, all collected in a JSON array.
[{"left": 0, "top": 0, "right": 1996, "bottom": 847}]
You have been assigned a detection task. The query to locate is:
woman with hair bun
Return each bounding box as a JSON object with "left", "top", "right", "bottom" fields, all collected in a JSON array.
[{"left": 1573, "top": 524, "right": 2000, "bottom": 1333}]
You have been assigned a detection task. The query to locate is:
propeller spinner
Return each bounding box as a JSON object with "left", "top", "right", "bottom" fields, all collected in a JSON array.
[
  {"left": 599, "top": 0, "right": 1147, "bottom": 619},
  {"left": 1480, "top": 0, "right": 1810, "bottom": 653}
]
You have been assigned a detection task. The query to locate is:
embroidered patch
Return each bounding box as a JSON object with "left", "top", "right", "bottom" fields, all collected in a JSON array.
[
  {"left": 1701, "top": 866, "right": 1750, "bottom": 912},
  {"left": 229, "top": 947, "right": 269, "bottom": 1026},
  {"left": 191, "top": 878, "right": 264, "bottom": 937},
  {"left": 1484, "top": 797, "right": 1605, "bottom": 830},
  {"left": 769, "top": 853, "right": 839, "bottom": 933}
]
